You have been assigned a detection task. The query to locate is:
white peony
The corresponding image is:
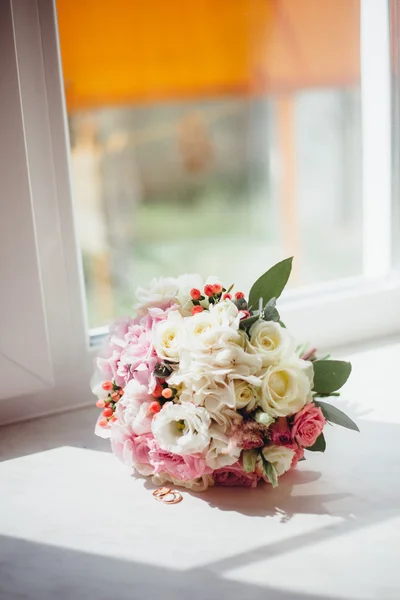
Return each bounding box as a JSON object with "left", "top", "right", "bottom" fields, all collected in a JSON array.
[
  {"left": 249, "top": 320, "right": 295, "bottom": 367},
  {"left": 205, "top": 425, "right": 241, "bottom": 470},
  {"left": 259, "top": 357, "right": 313, "bottom": 417},
  {"left": 259, "top": 444, "right": 295, "bottom": 476},
  {"left": 134, "top": 277, "right": 178, "bottom": 311},
  {"left": 151, "top": 401, "right": 211, "bottom": 455},
  {"left": 153, "top": 310, "right": 183, "bottom": 362}
]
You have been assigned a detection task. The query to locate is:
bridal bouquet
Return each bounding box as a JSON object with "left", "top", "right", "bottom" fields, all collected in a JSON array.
[{"left": 93, "top": 258, "right": 358, "bottom": 492}]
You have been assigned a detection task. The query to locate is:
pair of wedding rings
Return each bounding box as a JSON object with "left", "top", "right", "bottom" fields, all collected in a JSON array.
[{"left": 152, "top": 487, "right": 183, "bottom": 504}]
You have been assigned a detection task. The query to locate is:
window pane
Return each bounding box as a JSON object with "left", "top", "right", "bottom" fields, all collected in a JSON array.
[{"left": 58, "top": 0, "right": 362, "bottom": 329}]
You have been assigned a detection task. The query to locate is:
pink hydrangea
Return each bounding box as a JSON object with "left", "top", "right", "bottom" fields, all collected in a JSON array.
[
  {"left": 99, "top": 306, "right": 178, "bottom": 391},
  {"left": 214, "top": 462, "right": 261, "bottom": 488},
  {"left": 291, "top": 402, "right": 326, "bottom": 448},
  {"left": 97, "top": 317, "right": 135, "bottom": 382}
]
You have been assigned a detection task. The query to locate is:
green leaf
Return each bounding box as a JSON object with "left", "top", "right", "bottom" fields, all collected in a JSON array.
[
  {"left": 242, "top": 449, "right": 258, "bottom": 473},
  {"left": 259, "top": 451, "right": 279, "bottom": 487},
  {"left": 239, "top": 312, "right": 260, "bottom": 330},
  {"left": 314, "top": 400, "right": 359, "bottom": 432},
  {"left": 306, "top": 432, "right": 326, "bottom": 452},
  {"left": 263, "top": 297, "right": 280, "bottom": 322},
  {"left": 312, "top": 360, "right": 352, "bottom": 394},
  {"left": 248, "top": 257, "right": 293, "bottom": 310}
]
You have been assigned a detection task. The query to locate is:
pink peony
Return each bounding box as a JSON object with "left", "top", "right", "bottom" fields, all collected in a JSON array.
[
  {"left": 291, "top": 403, "right": 326, "bottom": 448},
  {"left": 214, "top": 462, "right": 261, "bottom": 488},
  {"left": 111, "top": 425, "right": 155, "bottom": 476},
  {"left": 148, "top": 440, "right": 212, "bottom": 482},
  {"left": 291, "top": 445, "right": 305, "bottom": 468},
  {"left": 270, "top": 417, "right": 294, "bottom": 446}
]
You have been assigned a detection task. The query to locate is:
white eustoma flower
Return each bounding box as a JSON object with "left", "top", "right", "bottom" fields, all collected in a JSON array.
[
  {"left": 151, "top": 402, "right": 211, "bottom": 455},
  {"left": 134, "top": 277, "right": 178, "bottom": 311},
  {"left": 117, "top": 379, "right": 153, "bottom": 435},
  {"left": 259, "top": 444, "right": 295, "bottom": 476},
  {"left": 205, "top": 425, "right": 241, "bottom": 470},
  {"left": 259, "top": 357, "right": 314, "bottom": 417},
  {"left": 249, "top": 320, "right": 295, "bottom": 367},
  {"left": 153, "top": 310, "right": 183, "bottom": 362}
]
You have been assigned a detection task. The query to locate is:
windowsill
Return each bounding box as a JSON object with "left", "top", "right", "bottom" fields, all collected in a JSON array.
[{"left": 1, "top": 338, "right": 399, "bottom": 599}]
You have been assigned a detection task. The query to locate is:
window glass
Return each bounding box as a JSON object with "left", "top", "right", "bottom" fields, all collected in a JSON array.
[{"left": 58, "top": 0, "right": 362, "bottom": 328}]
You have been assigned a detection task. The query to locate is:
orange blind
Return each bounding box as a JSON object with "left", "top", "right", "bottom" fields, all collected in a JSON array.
[{"left": 57, "top": 0, "right": 360, "bottom": 112}]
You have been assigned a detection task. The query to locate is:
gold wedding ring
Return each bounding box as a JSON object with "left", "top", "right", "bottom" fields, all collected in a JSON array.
[{"left": 153, "top": 487, "right": 183, "bottom": 504}]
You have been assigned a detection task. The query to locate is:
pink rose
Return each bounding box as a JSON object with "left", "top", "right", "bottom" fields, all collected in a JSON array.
[
  {"left": 270, "top": 417, "right": 294, "bottom": 446},
  {"left": 148, "top": 440, "right": 212, "bottom": 482},
  {"left": 214, "top": 462, "right": 261, "bottom": 488},
  {"left": 291, "top": 403, "right": 326, "bottom": 448}
]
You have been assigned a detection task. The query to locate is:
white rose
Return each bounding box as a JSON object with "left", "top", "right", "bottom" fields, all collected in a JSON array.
[
  {"left": 249, "top": 321, "right": 295, "bottom": 367},
  {"left": 151, "top": 402, "right": 211, "bottom": 455},
  {"left": 258, "top": 444, "right": 294, "bottom": 477},
  {"left": 117, "top": 379, "right": 153, "bottom": 435},
  {"left": 175, "top": 274, "right": 204, "bottom": 316},
  {"left": 205, "top": 425, "right": 241, "bottom": 470},
  {"left": 134, "top": 277, "right": 178, "bottom": 311},
  {"left": 232, "top": 378, "right": 261, "bottom": 410},
  {"left": 259, "top": 357, "right": 313, "bottom": 417},
  {"left": 183, "top": 310, "right": 240, "bottom": 351},
  {"left": 153, "top": 310, "right": 183, "bottom": 362}
]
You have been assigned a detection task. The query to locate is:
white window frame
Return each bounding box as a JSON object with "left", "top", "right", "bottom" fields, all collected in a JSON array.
[{"left": 1, "top": 0, "right": 399, "bottom": 425}]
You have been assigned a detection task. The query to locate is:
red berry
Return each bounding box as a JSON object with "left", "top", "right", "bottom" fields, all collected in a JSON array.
[
  {"left": 212, "top": 283, "right": 222, "bottom": 295},
  {"left": 96, "top": 399, "right": 105, "bottom": 409},
  {"left": 110, "top": 391, "right": 119, "bottom": 400},
  {"left": 239, "top": 310, "right": 251, "bottom": 320},
  {"left": 161, "top": 388, "right": 173, "bottom": 399},
  {"left": 235, "top": 291, "right": 245, "bottom": 300},
  {"left": 223, "top": 293, "right": 232, "bottom": 300},
  {"left": 192, "top": 305, "right": 204, "bottom": 315},
  {"left": 152, "top": 382, "right": 163, "bottom": 397},
  {"left": 110, "top": 416, "right": 118, "bottom": 423},
  {"left": 190, "top": 288, "right": 201, "bottom": 300},
  {"left": 149, "top": 401, "right": 161, "bottom": 414},
  {"left": 98, "top": 418, "right": 108, "bottom": 428},
  {"left": 103, "top": 407, "right": 113, "bottom": 418},
  {"left": 204, "top": 284, "right": 214, "bottom": 297},
  {"left": 102, "top": 381, "right": 113, "bottom": 391},
  {"left": 118, "top": 388, "right": 124, "bottom": 396}
]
